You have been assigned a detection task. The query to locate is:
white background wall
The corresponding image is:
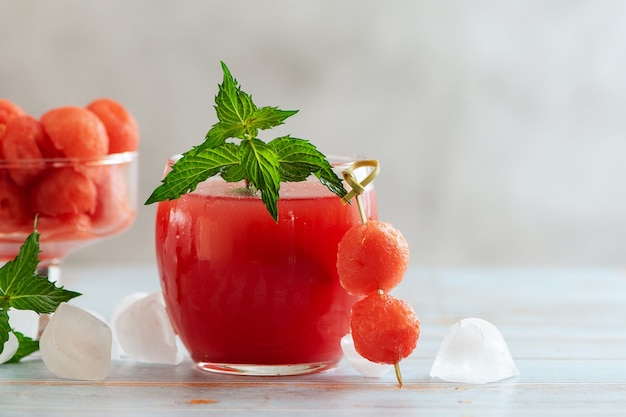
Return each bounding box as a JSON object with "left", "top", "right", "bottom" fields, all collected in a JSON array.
[{"left": 1, "top": 0, "right": 625, "bottom": 267}]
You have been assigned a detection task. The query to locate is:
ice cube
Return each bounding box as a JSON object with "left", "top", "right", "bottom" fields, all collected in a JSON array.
[
  {"left": 111, "top": 291, "right": 184, "bottom": 365},
  {"left": 341, "top": 334, "right": 392, "bottom": 378},
  {"left": 430, "top": 318, "right": 519, "bottom": 384},
  {"left": 0, "top": 332, "right": 19, "bottom": 364},
  {"left": 78, "top": 307, "right": 124, "bottom": 360},
  {"left": 110, "top": 292, "right": 148, "bottom": 360},
  {"left": 111, "top": 292, "right": 148, "bottom": 322},
  {"left": 39, "top": 303, "right": 112, "bottom": 380}
]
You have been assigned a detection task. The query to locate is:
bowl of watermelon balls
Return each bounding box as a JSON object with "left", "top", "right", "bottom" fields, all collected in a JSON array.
[{"left": 0, "top": 98, "right": 139, "bottom": 270}]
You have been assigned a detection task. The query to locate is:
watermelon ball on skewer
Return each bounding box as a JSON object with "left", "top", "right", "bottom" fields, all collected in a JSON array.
[
  {"left": 350, "top": 292, "right": 420, "bottom": 364},
  {"left": 350, "top": 292, "right": 420, "bottom": 386},
  {"left": 337, "top": 162, "right": 418, "bottom": 386},
  {"left": 337, "top": 220, "right": 410, "bottom": 296}
]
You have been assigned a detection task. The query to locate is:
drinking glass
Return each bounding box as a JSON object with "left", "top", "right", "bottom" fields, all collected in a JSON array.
[{"left": 155, "top": 155, "right": 377, "bottom": 376}]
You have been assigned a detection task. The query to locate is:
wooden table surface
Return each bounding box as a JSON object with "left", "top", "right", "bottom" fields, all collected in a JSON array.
[{"left": 1, "top": 265, "right": 625, "bottom": 416}]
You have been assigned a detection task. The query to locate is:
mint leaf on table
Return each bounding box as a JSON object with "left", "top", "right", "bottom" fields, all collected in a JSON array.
[
  {"left": 8, "top": 272, "right": 81, "bottom": 313},
  {"left": 6, "top": 331, "right": 39, "bottom": 363},
  {"left": 145, "top": 61, "right": 347, "bottom": 221},
  {"left": 0, "top": 228, "right": 40, "bottom": 296},
  {"left": 0, "top": 229, "right": 80, "bottom": 314},
  {"left": 0, "top": 227, "right": 81, "bottom": 359},
  {"left": 0, "top": 309, "right": 9, "bottom": 353}
]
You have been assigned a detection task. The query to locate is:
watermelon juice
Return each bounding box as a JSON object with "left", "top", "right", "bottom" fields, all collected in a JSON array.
[{"left": 155, "top": 162, "right": 377, "bottom": 375}]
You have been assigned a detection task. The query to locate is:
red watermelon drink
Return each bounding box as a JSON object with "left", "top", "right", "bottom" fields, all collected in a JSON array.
[
  {"left": 155, "top": 157, "right": 377, "bottom": 375},
  {"left": 146, "top": 62, "right": 377, "bottom": 375}
]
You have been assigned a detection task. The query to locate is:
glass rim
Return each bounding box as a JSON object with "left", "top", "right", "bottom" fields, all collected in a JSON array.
[{"left": 0, "top": 151, "right": 138, "bottom": 168}]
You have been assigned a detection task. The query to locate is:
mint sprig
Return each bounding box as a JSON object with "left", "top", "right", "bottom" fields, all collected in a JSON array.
[
  {"left": 145, "top": 61, "right": 347, "bottom": 220},
  {"left": 0, "top": 226, "right": 81, "bottom": 360}
]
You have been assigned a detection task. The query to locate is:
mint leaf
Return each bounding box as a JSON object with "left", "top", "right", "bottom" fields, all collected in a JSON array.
[
  {"left": 201, "top": 121, "right": 246, "bottom": 150},
  {"left": 270, "top": 136, "right": 347, "bottom": 197},
  {"left": 0, "top": 229, "right": 79, "bottom": 314},
  {"left": 145, "top": 61, "right": 347, "bottom": 220},
  {"left": 0, "top": 229, "right": 40, "bottom": 296},
  {"left": 240, "top": 138, "right": 281, "bottom": 220},
  {"left": 145, "top": 143, "right": 241, "bottom": 204},
  {"left": 250, "top": 106, "right": 298, "bottom": 131},
  {"left": 9, "top": 276, "right": 80, "bottom": 313},
  {"left": 215, "top": 61, "right": 257, "bottom": 138},
  {"left": 315, "top": 162, "right": 348, "bottom": 198},
  {"left": 221, "top": 162, "right": 246, "bottom": 183},
  {"left": 270, "top": 136, "right": 333, "bottom": 180},
  {"left": 0, "top": 309, "right": 9, "bottom": 355},
  {"left": 213, "top": 64, "right": 297, "bottom": 140},
  {"left": 6, "top": 331, "right": 39, "bottom": 363}
]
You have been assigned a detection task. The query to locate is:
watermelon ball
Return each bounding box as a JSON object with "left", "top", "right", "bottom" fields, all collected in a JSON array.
[
  {"left": 40, "top": 106, "right": 109, "bottom": 158},
  {"left": 87, "top": 98, "right": 139, "bottom": 153},
  {"left": 0, "top": 175, "right": 29, "bottom": 230},
  {"left": 0, "top": 99, "right": 25, "bottom": 126},
  {"left": 34, "top": 125, "right": 64, "bottom": 158},
  {"left": 337, "top": 220, "right": 409, "bottom": 296},
  {"left": 1, "top": 115, "right": 47, "bottom": 186},
  {"left": 350, "top": 292, "right": 420, "bottom": 365},
  {"left": 0, "top": 99, "right": 26, "bottom": 154},
  {"left": 36, "top": 213, "right": 92, "bottom": 243},
  {"left": 91, "top": 165, "right": 135, "bottom": 234},
  {"left": 30, "top": 167, "right": 98, "bottom": 217}
]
